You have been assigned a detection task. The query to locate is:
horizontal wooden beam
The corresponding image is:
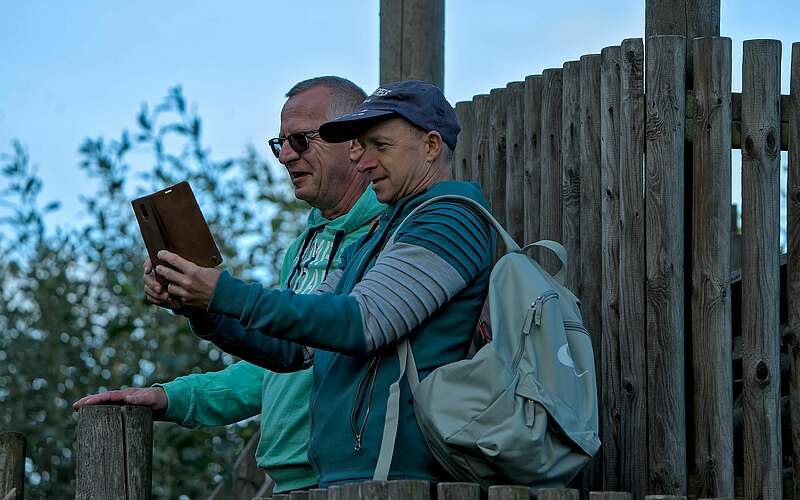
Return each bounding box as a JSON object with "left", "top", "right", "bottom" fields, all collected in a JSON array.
[{"left": 686, "top": 91, "right": 792, "bottom": 150}]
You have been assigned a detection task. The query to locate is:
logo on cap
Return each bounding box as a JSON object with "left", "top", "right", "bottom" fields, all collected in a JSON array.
[{"left": 372, "top": 88, "right": 392, "bottom": 97}]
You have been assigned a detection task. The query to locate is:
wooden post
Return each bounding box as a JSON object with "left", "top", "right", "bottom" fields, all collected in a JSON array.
[
  {"left": 789, "top": 40, "right": 800, "bottom": 500},
  {"left": 454, "top": 101, "right": 475, "bottom": 182},
  {"left": 600, "top": 44, "right": 623, "bottom": 492},
  {"left": 589, "top": 493, "right": 632, "bottom": 500},
  {"left": 645, "top": 34, "right": 687, "bottom": 497},
  {"left": 489, "top": 88, "right": 508, "bottom": 224},
  {"left": 618, "top": 37, "right": 648, "bottom": 500},
  {"left": 540, "top": 68, "right": 564, "bottom": 275},
  {"left": 488, "top": 485, "right": 530, "bottom": 500},
  {"left": 0, "top": 432, "right": 24, "bottom": 500},
  {"left": 580, "top": 52, "right": 604, "bottom": 494},
  {"left": 524, "top": 75, "right": 544, "bottom": 246},
  {"left": 379, "top": 0, "right": 444, "bottom": 89},
  {"left": 271, "top": 494, "right": 290, "bottom": 500},
  {"left": 234, "top": 432, "right": 266, "bottom": 500},
  {"left": 308, "top": 488, "right": 328, "bottom": 500},
  {"left": 538, "top": 488, "right": 579, "bottom": 500},
  {"left": 506, "top": 81, "right": 526, "bottom": 245},
  {"left": 387, "top": 480, "right": 430, "bottom": 500},
  {"left": 644, "top": 0, "right": 720, "bottom": 85},
  {"left": 359, "top": 480, "right": 388, "bottom": 500},
  {"left": 690, "top": 36, "right": 734, "bottom": 499},
  {"left": 437, "top": 482, "right": 480, "bottom": 500},
  {"left": 75, "top": 406, "right": 153, "bottom": 500},
  {"left": 561, "top": 60, "right": 582, "bottom": 292},
  {"left": 472, "top": 94, "right": 492, "bottom": 201},
  {"left": 741, "top": 38, "right": 783, "bottom": 500},
  {"left": 326, "top": 484, "right": 352, "bottom": 500},
  {"left": 289, "top": 491, "right": 310, "bottom": 500}
]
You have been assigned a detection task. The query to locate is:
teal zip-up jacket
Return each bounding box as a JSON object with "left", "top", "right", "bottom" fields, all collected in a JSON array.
[
  {"left": 195, "top": 181, "right": 493, "bottom": 486},
  {"left": 156, "top": 186, "right": 385, "bottom": 493}
]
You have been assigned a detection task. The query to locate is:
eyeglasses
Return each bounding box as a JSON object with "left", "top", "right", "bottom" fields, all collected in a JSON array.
[{"left": 267, "top": 130, "right": 320, "bottom": 158}]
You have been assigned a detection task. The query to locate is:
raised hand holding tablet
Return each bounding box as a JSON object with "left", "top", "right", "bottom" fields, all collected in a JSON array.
[{"left": 155, "top": 250, "right": 222, "bottom": 309}]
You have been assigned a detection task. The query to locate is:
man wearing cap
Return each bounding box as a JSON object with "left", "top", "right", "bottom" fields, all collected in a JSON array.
[{"left": 150, "top": 80, "right": 494, "bottom": 486}]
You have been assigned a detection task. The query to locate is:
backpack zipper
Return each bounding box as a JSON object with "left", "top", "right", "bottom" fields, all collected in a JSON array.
[{"left": 522, "top": 291, "right": 559, "bottom": 335}]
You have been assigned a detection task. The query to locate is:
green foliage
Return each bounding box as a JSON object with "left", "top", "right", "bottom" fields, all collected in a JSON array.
[{"left": 0, "top": 87, "right": 306, "bottom": 499}]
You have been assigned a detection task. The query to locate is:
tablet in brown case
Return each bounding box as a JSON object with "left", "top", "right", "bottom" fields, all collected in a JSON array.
[{"left": 131, "top": 181, "right": 222, "bottom": 284}]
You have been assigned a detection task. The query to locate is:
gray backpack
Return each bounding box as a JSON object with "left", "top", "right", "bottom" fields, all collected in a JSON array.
[{"left": 373, "top": 195, "right": 601, "bottom": 492}]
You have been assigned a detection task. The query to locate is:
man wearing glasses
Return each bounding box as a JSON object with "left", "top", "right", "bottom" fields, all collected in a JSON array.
[{"left": 73, "top": 76, "right": 386, "bottom": 495}]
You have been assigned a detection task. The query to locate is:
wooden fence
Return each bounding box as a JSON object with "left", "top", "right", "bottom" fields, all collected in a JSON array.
[{"left": 2, "top": 35, "right": 798, "bottom": 500}]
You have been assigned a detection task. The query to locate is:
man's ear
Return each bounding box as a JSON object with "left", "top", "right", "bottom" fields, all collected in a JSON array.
[
  {"left": 425, "top": 131, "right": 444, "bottom": 162},
  {"left": 349, "top": 139, "right": 364, "bottom": 162}
]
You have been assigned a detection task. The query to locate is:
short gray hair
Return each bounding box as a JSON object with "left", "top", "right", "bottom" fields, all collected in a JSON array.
[{"left": 286, "top": 76, "right": 367, "bottom": 121}]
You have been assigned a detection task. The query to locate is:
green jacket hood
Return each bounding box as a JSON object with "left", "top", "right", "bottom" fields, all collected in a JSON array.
[{"left": 306, "top": 185, "right": 385, "bottom": 234}]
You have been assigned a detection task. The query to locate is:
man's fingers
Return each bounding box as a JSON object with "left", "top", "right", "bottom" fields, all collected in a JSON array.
[
  {"left": 154, "top": 265, "right": 190, "bottom": 289},
  {"left": 144, "top": 272, "right": 163, "bottom": 294},
  {"left": 72, "top": 390, "right": 126, "bottom": 410},
  {"left": 167, "top": 283, "right": 190, "bottom": 299},
  {"left": 144, "top": 257, "right": 153, "bottom": 274},
  {"left": 157, "top": 250, "right": 193, "bottom": 273}
]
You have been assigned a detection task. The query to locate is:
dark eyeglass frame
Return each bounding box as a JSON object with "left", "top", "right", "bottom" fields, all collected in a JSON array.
[{"left": 267, "top": 129, "right": 320, "bottom": 158}]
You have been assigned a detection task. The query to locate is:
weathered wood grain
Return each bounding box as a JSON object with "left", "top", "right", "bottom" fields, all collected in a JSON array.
[
  {"left": 741, "top": 38, "right": 783, "bottom": 500},
  {"left": 454, "top": 101, "right": 475, "bottom": 182},
  {"left": 75, "top": 405, "right": 153, "bottom": 500},
  {"left": 489, "top": 88, "right": 508, "bottom": 225},
  {"left": 690, "top": 36, "right": 734, "bottom": 499},
  {"left": 644, "top": 34, "right": 687, "bottom": 497},
  {"left": 308, "top": 488, "right": 328, "bottom": 500},
  {"left": 589, "top": 492, "right": 632, "bottom": 500},
  {"left": 472, "top": 94, "right": 492, "bottom": 201},
  {"left": 506, "top": 81, "right": 526, "bottom": 245},
  {"left": 644, "top": 0, "right": 719, "bottom": 85},
  {"left": 789, "top": 40, "right": 800, "bottom": 500},
  {"left": 580, "top": 52, "right": 604, "bottom": 494},
  {"left": 618, "top": 37, "right": 648, "bottom": 500},
  {"left": 524, "top": 75, "right": 544, "bottom": 246},
  {"left": 0, "top": 433, "right": 24, "bottom": 500},
  {"left": 379, "top": 0, "right": 444, "bottom": 88},
  {"left": 562, "top": 60, "right": 582, "bottom": 292},
  {"left": 600, "top": 44, "right": 622, "bottom": 492},
  {"left": 437, "top": 482, "right": 480, "bottom": 500},
  {"left": 289, "top": 491, "right": 310, "bottom": 500},
  {"left": 234, "top": 432, "right": 266, "bottom": 500},
  {"left": 540, "top": 68, "right": 564, "bottom": 275},
  {"left": 538, "top": 488, "right": 579, "bottom": 500},
  {"left": 387, "top": 479, "right": 430, "bottom": 500},
  {"left": 488, "top": 485, "right": 531, "bottom": 500},
  {"left": 359, "top": 480, "right": 388, "bottom": 500}
]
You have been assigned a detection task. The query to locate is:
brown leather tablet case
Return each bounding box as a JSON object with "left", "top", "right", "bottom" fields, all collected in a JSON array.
[{"left": 131, "top": 181, "right": 222, "bottom": 284}]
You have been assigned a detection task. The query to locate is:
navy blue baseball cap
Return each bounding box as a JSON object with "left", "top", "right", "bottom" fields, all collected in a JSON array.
[{"left": 319, "top": 80, "right": 460, "bottom": 149}]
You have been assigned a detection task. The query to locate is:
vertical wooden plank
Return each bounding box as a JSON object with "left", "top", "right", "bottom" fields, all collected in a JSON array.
[
  {"left": 308, "top": 489, "right": 328, "bottom": 500},
  {"left": 379, "top": 0, "right": 445, "bottom": 89},
  {"left": 387, "top": 480, "right": 430, "bottom": 500},
  {"left": 0, "top": 432, "right": 24, "bottom": 500},
  {"left": 741, "top": 38, "right": 783, "bottom": 500},
  {"left": 76, "top": 406, "right": 153, "bottom": 500},
  {"left": 472, "top": 94, "right": 492, "bottom": 201},
  {"left": 618, "top": 37, "right": 648, "bottom": 500},
  {"left": 289, "top": 492, "right": 310, "bottom": 500},
  {"left": 562, "top": 60, "right": 582, "bottom": 292},
  {"left": 506, "top": 81, "right": 526, "bottom": 244},
  {"left": 540, "top": 68, "right": 564, "bottom": 275},
  {"left": 691, "top": 36, "right": 734, "bottom": 499},
  {"left": 271, "top": 494, "right": 290, "bottom": 500},
  {"left": 359, "top": 480, "right": 388, "bottom": 500},
  {"left": 524, "top": 75, "right": 544, "bottom": 246},
  {"left": 326, "top": 484, "right": 351, "bottom": 500},
  {"left": 600, "top": 44, "right": 623, "bottom": 492},
  {"left": 645, "top": 34, "right": 687, "bottom": 497},
  {"left": 589, "top": 493, "right": 632, "bottom": 500},
  {"left": 488, "top": 485, "right": 531, "bottom": 500},
  {"left": 538, "top": 488, "right": 579, "bottom": 500},
  {"left": 234, "top": 433, "right": 266, "bottom": 500},
  {"left": 489, "top": 88, "right": 508, "bottom": 224},
  {"left": 789, "top": 40, "right": 800, "bottom": 500},
  {"left": 437, "top": 482, "right": 480, "bottom": 500},
  {"left": 644, "top": 0, "right": 720, "bottom": 85},
  {"left": 454, "top": 101, "right": 475, "bottom": 182},
  {"left": 580, "top": 52, "right": 604, "bottom": 494}
]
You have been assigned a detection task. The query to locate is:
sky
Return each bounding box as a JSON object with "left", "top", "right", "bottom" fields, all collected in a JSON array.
[{"left": 1, "top": 0, "right": 798, "bottom": 229}]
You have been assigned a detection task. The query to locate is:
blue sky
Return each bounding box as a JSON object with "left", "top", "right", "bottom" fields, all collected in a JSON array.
[{"left": 1, "top": 1, "right": 798, "bottom": 228}]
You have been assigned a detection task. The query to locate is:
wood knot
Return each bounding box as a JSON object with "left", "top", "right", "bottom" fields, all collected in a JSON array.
[
  {"left": 755, "top": 360, "right": 770, "bottom": 386},
  {"left": 765, "top": 127, "right": 779, "bottom": 156},
  {"left": 623, "top": 380, "right": 635, "bottom": 396},
  {"left": 743, "top": 135, "right": 755, "bottom": 154}
]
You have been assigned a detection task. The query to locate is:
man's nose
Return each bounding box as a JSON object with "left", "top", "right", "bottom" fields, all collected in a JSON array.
[
  {"left": 356, "top": 153, "right": 377, "bottom": 173},
  {"left": 278, "top": 140, "right": 300, "bottom": 165}
]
